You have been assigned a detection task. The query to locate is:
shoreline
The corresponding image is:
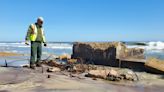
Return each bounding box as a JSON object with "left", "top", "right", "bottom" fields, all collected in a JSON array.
[{"left": 0, "top": 52, "right": 23, "bottom": 57}]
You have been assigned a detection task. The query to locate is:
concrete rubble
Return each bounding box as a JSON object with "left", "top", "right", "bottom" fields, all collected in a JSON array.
[
  {"left": 41, "top": 56, "right": 138, "bottom": 82},
  {"left": 85, "top": 69, "right": 137, "bottom": 81},
  {"left": 38, "top": 42, "right": 163, "bottom": 82},
  {"left": 47, "top": 67, "right": 61, "bottom": 72}
]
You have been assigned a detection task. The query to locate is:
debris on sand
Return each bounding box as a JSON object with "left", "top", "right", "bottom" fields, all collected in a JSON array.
[
  {"left": 47, "top": 67, "right": 61, "bottom": 72},
  {"left": 47, "top": 74, "right": 51, "bottom": 78},
  {"left": 40, "top": 52, "right": 139, "bottom": 82},
  {"left": 58, "top": 54, "right": 71, "bottom": 61},
  {"left": 67, "top": 59, "right": 78, "bottom": 64},
  {"left": 42, "top": 60, "right": 64, "bottom": 69}
]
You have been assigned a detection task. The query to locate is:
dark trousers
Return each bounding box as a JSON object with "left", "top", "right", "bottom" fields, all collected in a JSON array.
[{"left": 30, "top": 41, "right": 42, "bottom": 65}]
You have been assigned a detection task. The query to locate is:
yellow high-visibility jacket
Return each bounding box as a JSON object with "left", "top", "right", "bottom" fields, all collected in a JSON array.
[{"left": 25, "top": 24, "right": 46, "bottom": 43}]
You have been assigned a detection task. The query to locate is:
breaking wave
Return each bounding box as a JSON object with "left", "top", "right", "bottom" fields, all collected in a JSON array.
[
  {"left": 0, "top": 42, "right": 73, "bottom": 50},
  {"left": 47, "top": 43, "right": 72, "bottom": 49},
  {"left": 127, "top": 41, "right": 164, "bottom": 50}
]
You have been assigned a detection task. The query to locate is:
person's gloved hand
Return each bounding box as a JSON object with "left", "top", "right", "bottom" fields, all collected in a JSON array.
[
  {"left": 44, "top": 43, "right": 47, "bottom": 47},
  {"left": 25, "top": 41, "right": 29, "bottom": 45}
]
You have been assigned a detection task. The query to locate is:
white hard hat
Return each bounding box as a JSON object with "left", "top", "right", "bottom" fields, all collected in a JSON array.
[{"left": 37, "top": 17, "right": 44, "bottom": 21}]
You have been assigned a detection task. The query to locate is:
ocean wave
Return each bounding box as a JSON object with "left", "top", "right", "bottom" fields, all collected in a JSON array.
[
  {"left": 1, "top": 41, "right": 164, "bottom": 51},
  {"left": 17, "top": 46, "right": 30, "bottom": 48},
  {"left": 46, "top": 46, "right": 72, "bottom": 49},
  {"left": 0, "top": 42, "right": 73, "bottom": 49},
  {"left": 127, "top": 41, "right": 164, "bottom": 50}
]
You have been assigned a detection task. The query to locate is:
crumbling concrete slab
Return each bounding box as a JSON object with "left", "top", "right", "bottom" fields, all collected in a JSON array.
[
  {"left": 72, "top": 42, "right": 145, "bottom": 69},
  {"left": 85, "top": 69, "right": 137, "bottom": 81},
  {"left": 145, "top": 58, "right": 164, "bottom": 74}
]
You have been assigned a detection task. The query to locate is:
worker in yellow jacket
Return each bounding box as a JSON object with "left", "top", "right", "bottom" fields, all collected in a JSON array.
[{"left": 25, "top": 17, "right": 47, "bottom": 69}]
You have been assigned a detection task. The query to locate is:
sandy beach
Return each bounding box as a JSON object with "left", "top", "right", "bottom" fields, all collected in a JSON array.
[{"left": 0, "top": 67, "right": 164, "bottom": 92}]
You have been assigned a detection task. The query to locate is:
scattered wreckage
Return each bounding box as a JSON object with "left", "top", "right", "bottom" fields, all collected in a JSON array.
[{"left": 38, "top": 53, "right": 139, "bottom": 82}]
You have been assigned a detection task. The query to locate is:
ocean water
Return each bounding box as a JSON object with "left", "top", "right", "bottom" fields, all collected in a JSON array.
[
  {"left": 0, "top": 42, "right": 73, "bottom": 56},
  {"left": 125, "top": 41, "right": 164, "bottom": 60},
  {"left": 0, "top": 41, "right": 164, "bottom": 67},
  {"left": 0, "top": 42, "right": 73, "bottom": 67}
]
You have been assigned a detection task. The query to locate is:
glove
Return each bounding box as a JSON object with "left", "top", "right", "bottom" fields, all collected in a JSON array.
[
  {"left": 25, "top": 41, "right": 29, "bottom": 45},
  {"left": 44, "top": 43, "right": 47, "bottom": 47}
]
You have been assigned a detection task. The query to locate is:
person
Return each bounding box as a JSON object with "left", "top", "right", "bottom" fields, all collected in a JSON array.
[{"left": 25, "top": 17, "right": 47, "bottom": 69}]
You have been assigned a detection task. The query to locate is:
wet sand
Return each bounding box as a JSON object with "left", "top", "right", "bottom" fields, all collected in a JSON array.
[
  {"left": 0, "top": 67, "right": 164, "bottom": 92},
  {"left": 0, "top": 52, "right": 22, "bottom": 57}
]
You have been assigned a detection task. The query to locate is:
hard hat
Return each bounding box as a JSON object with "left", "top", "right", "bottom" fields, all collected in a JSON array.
[{"left": 37, "top": 17, "right": 44, "bottom": 22}]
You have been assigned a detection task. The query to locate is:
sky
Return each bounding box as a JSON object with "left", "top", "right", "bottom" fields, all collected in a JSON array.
[{"left": 0, "top": 0, "right": 164, "bottom": 42}]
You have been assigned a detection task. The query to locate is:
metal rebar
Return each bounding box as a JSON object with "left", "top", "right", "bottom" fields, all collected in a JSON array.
[
  {"left": 119, "top": 59, "right": 121, "bottom": 68},
  {"left": 5, "top": 59, "right": 8, "bottom": 67}
]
